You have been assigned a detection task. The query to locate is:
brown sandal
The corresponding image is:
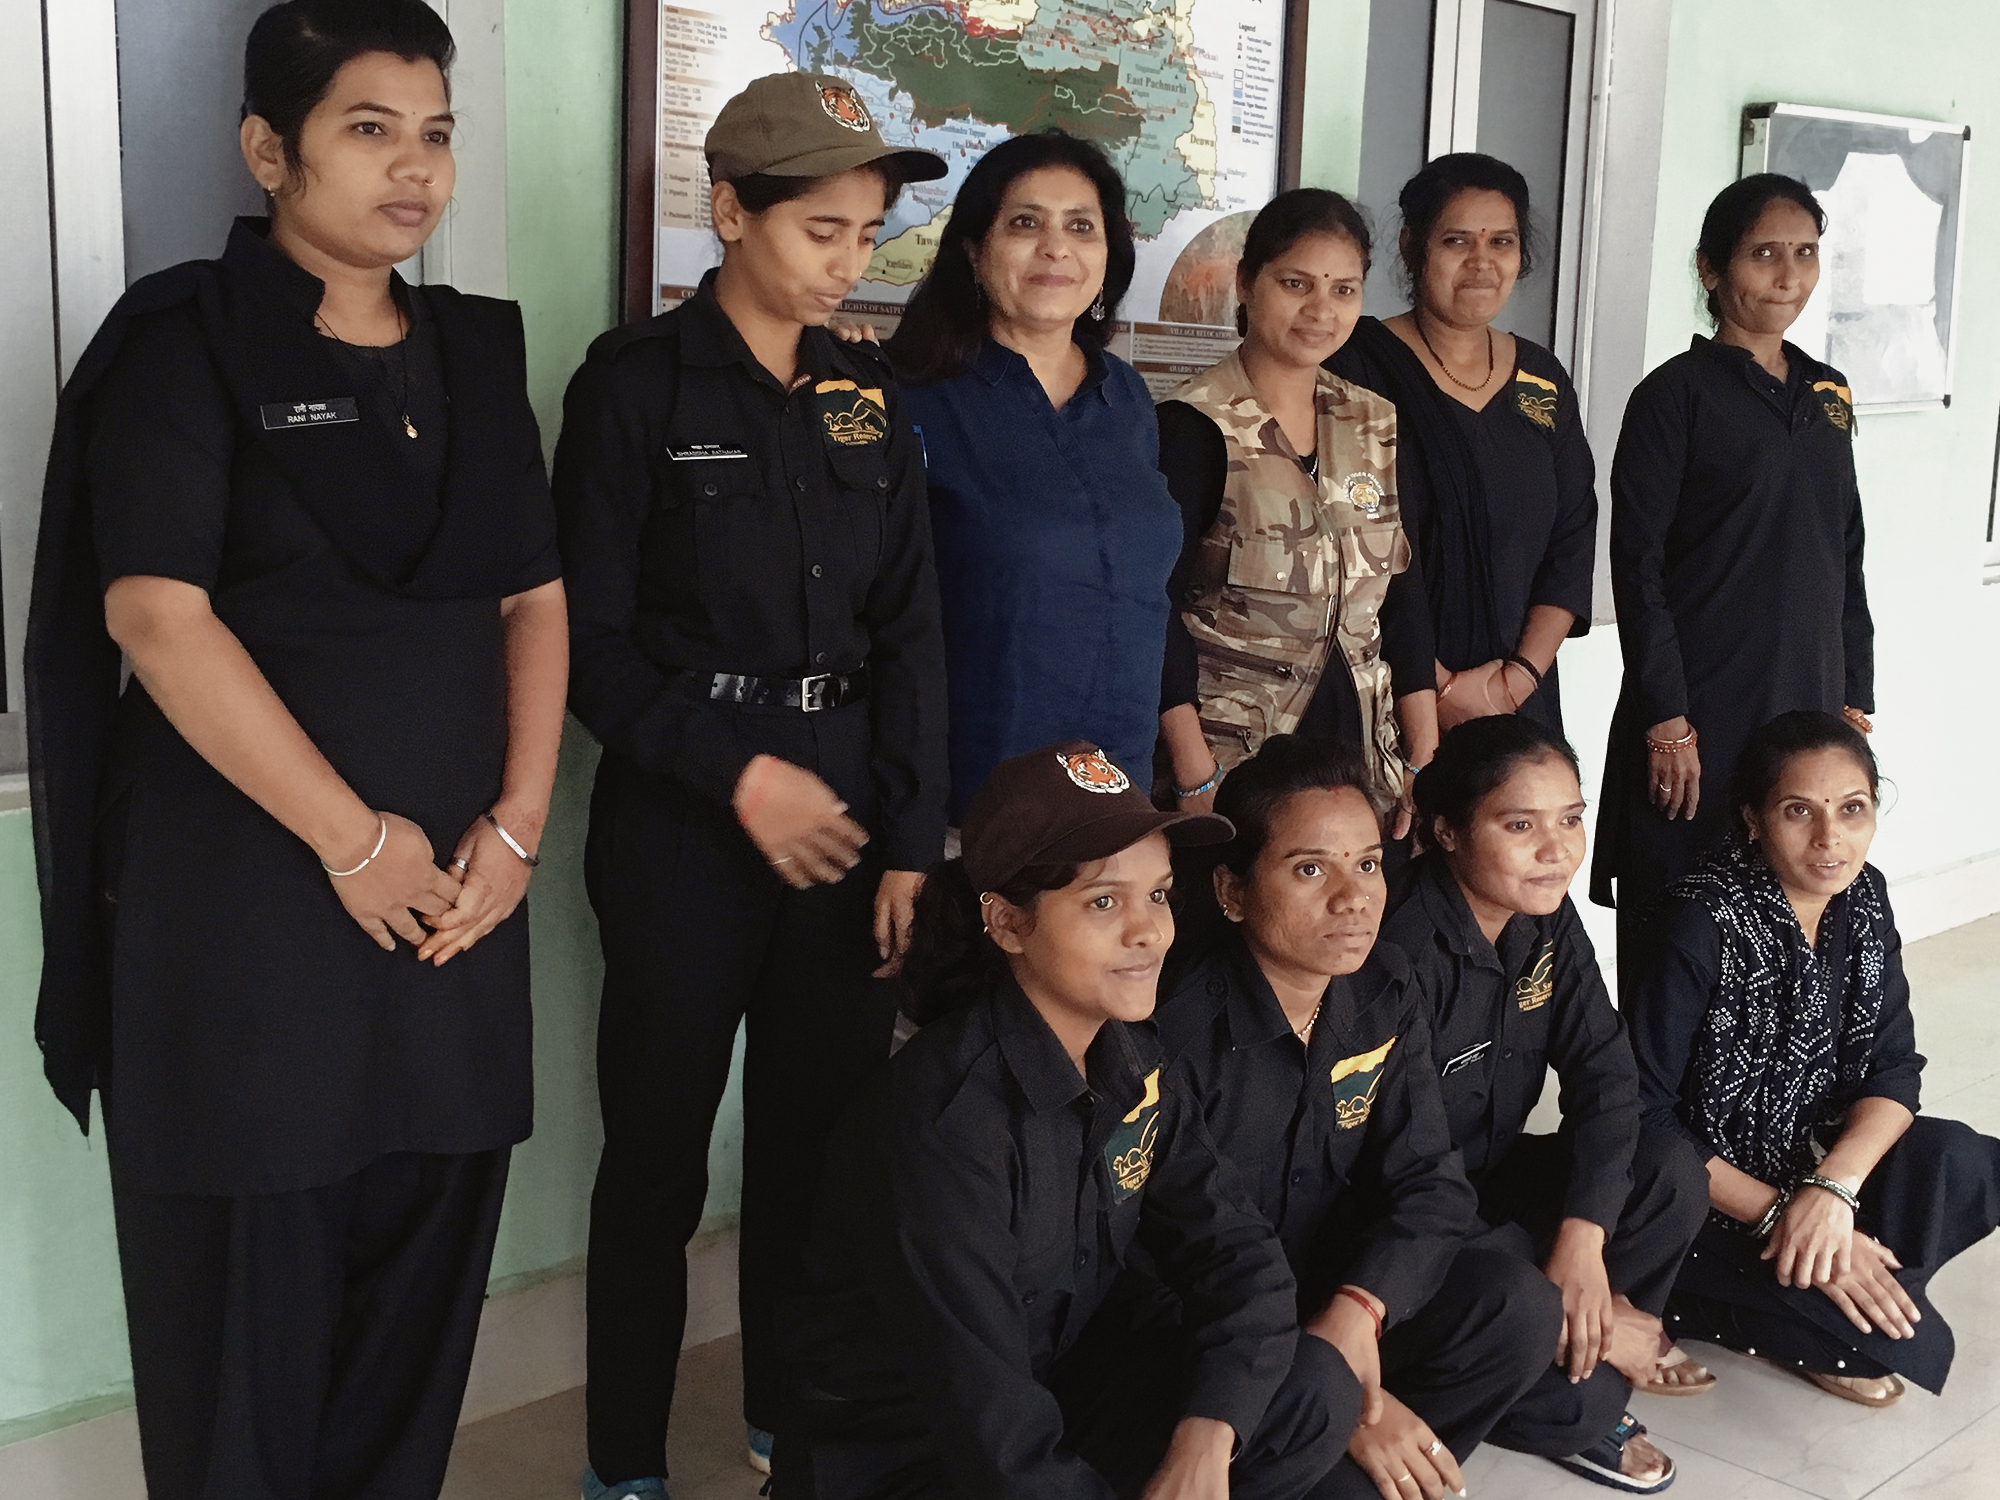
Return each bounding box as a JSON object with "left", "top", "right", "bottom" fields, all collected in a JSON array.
[
  {"left": 1802, "top": 1370, "right": 1904, "bottom": 1408},
  {"left": 1635, "top": 1341, "right": 1716, "bottom": 1397}
]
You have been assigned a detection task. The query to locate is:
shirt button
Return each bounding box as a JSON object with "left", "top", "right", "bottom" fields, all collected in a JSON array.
[
  {"left": 814, "top": 651, "right": 829, "bottom": 665},
  {"left": 795, "top": 476, "right": 808, "bottom": 491},
  {"left": 702, "top": 481, "right": 718, "bottom": 496},
  {"left": 875, "top": 476, "right": 889, "bottom": 490},
  {"left": 1290, "top": 1171, "right": 1304, "bottom": 1185},
  {"left": 1503, "top": 1048, "right": 1515, "bottom": 1059},
  {"left": 810, "top": 564, "right": 824, "bottom": 578},
  {"left": 1075, "top": 1250, "right": 1089, "bottom": 1268}
]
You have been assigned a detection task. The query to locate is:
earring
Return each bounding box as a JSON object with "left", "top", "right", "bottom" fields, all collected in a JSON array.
[{"left": 1089, "top": 291, "right": 1106, "bottom": 320}]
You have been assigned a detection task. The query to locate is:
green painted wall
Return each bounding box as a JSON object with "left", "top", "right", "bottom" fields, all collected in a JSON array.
[
  {"left": 1639, "top": 0, "right": 2000, "bottom": 886},
  {"left": 1298, "top": 0, "right": 1370, "bottom": 195}
]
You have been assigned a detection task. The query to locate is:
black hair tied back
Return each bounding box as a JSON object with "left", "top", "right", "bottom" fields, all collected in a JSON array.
[
  {"left": 1728, "top": 709, "right": 1878, "bottom": 823},
  {"left": 899, "top": 857, "right": 1078, "bottom": 1026},
  {"left": 1694, "top": 173, "right": 1826, "bottom": 324},
  {"left": 244, "top": 0, "right": 456, "bottom": 176},
  {"left": 1414, "top": 716, "right": 1579, "bottom": 835},
  {"left": 1233, "top": 189, "right": 1372, "bottom": 337},
  {"left": 1396, "top": 152, "right": 1536, "bottom": 296},
  {"left": 1212, "top": 735, "right": 1381, "bottom": 876}
]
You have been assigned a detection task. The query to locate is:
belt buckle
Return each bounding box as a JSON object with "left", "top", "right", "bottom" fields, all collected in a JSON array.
[{"left": 799, "top": 672, "right": 836, "bottom": 712}]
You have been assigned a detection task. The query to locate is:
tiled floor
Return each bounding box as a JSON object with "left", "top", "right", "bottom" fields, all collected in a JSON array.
[{"left": 444, "top": 915, "right": 2000, "bottom": 1500}]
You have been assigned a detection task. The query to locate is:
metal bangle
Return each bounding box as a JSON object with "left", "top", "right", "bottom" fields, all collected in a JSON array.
[
  {"left": 483, "top": 810, "right": 541, "bottom": 868},
  {"left": 1751, "top": 1187, "right": 1793, "bottom": 1241},
  {"left": 1798, "top": 1173, "right": 1863, "bottom": 1215},
  {"left": 1504, "top": 652, "right": 1544, "bottom": 688},
  {"left": 1646, "top": 725, "right": 1699, "bottom": 754},
  {"left": 322, "top": 815, "right": 388, "bottom": 878}
]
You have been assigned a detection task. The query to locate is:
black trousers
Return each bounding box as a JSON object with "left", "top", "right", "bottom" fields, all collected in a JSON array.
[
  {"left": 585, "top": 762, "right": 896, "bottom": 1482},
  {"left": 111, "top": 1149, "right": 509, "bottom": 1500},
  {"left": 1668, "top": 1114, "right": 2000, "bottom": 1395},
  {"left": 1305, "top": 1247, "right": 1563, "bottom": 1499},
  {"left": 779, "top": 1324, "right": 1359, "bottom": 1500},
  {"left": 1475, "top": 1125, "right": 1710, "bottom": 1457}
]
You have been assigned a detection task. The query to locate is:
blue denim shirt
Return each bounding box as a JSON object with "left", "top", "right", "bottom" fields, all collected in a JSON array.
[{"left": 904, "top": 339, "right": 1182, "bottom": 820}]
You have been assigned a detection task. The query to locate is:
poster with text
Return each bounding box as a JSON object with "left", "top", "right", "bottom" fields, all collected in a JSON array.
[{"left": 647, "top": 0, "right": 1289, "bottom": 393}]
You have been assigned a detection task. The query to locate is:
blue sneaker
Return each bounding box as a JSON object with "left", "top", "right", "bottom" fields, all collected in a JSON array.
[
  {"left": 581, "top": 1467, "right": 670, "bottom": 1500},
  {"left": 747, "top": 1424, "right": 775, "bottom": 1477}
]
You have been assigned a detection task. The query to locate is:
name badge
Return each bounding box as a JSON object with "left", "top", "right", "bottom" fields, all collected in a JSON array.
[
  {"left": 260, "top": 397, "right": 359, "bottom": 430},
  {"left": 1441, "top": 1039, "right": 1492, "bottom": 1077},
  {"left": 667, "top": 443, "right": 751, "bottom": 461}
]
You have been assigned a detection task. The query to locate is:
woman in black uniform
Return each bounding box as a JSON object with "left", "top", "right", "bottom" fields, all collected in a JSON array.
[
  {"left": 1382, "top": 720, "right": 1711, "bottom": 1494},
  {"left": 552, "top": 73, "right": 950, "bottom": 1498},
  {"left": 26, "top": 4, "right": 567, "bottom": 1497},
  {"left": 1590, "top": 176, "right": 1874, "bottom": 944},
  {"left": 1152, "top": 735, "right": 1560, "bottom": 1500},
  {"left": 1627, "top": 712, "right": 2000, "bottom": 1408},
  {"left": 1327, "top": 154, "right": 1596, "bottom": 737},
  {"left": 783, "top": 742, "right": 1357, "bottom": 1500}
]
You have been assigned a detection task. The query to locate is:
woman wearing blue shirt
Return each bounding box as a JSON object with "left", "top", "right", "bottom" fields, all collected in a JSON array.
[{"left": 885, "top": 132, "right": 1184, "bottom": 821}]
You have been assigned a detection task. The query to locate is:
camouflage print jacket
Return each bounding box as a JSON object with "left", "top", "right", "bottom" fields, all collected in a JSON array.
[{"left": 1167, "top": 352, "right": 1411, "bottom": 797}]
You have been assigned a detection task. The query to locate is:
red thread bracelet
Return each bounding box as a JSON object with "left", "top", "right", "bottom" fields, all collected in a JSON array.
[{"left": 1336, "top": 1286, "right": 1383, "bottom": 1340}]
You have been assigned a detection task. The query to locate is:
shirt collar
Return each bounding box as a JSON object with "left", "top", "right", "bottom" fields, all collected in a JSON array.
[
  {"left": 1412, "top": 854, "right": 1508, "bottom": 973},
  {"left": 221, "top": 216, "right": 339, "bottom": 325},
  {"left": 678, "top": 269, "right": 836, "bottom": 388},
  {"left": 1219, "top": 928, "right": 1410, "bottom": 1052},
  {"left": 973, "top": 335, "right": 1114, "bottom": 404},
  {"left": 991, "top": 976, "right": 1158, "bottom": 1118}
]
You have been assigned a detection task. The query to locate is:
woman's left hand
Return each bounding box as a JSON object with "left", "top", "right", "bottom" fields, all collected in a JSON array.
[
  {"left": 1764, "top": 1180, "right": 1857, "bottom": 1288},
  {"left": 1545, "top": 1218, "right": 1616, "bottom": 1382},
  {"left": 1436, "top": 660, "right": 1514, "bottom": 728},
  {"left": 417, "top": 807, "right": 542, "bottom": 966},
  {"left": 873, "top": 869, "right": 925, "bottom": 978}
]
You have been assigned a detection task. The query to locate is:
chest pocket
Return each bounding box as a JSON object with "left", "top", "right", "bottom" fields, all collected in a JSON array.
[
  {"left": 1226, "top": 532, "right": 1335, "bottom": 600},
  {"left": 825, "top": 442, "right": 889, "bottom": 592},
  {"left": 1329, "top": 1037, "right": 1396, "bottom": 1132},
  {"left": 641, "top": 454, "right": 761, "bottom": 613}
]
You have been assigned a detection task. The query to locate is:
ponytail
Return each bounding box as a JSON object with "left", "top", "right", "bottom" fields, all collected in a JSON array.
[{"left": 900, "top": 857, "right": 1077, "bottom": 1025}]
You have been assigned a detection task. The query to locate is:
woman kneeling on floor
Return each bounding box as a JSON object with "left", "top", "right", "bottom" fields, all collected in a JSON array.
[
  {"left": 778, "top": 742, "right": 1360, "bottom": 1500},
  {"left": 1147, "top": 734, "right": 1562, "bottom": 1500},
  {"left": 1626, "top": 710, "right": 2000, "bottom": 1407},
  {"left": 1382, "top": 718, "right": 1714, "bottom": 1493}
]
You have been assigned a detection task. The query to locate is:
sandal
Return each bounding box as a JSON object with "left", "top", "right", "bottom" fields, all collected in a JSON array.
[
  {"left": 1801, "top": 1369, "right": 1904, "bottom": 1408},
  {"left": 1635, "top": 1341, "right": 1716, "bottom": 1397},
  {"left": 1549, "top": 1412, "right": 1677, "bottom": 1493}
]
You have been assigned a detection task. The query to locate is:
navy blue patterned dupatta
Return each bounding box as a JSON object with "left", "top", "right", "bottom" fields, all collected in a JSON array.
[{"left": 1668, "top": 840, "right": 1889, "bottom": 1187}]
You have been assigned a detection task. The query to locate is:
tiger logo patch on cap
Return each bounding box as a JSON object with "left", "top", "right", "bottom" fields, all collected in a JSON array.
[
  {"left": 1059, "top": 749, "right": 1131, "bottom": 794},
  {"left": 819, "top": 82, "right": 873, "bottom": 132}
]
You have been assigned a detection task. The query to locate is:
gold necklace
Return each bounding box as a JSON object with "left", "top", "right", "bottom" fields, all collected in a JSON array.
[
  {"left": 1414, "top": 308, "right": 1495, "bottom": 393},
  {"left": 1295, "top": 998, "right": 1324, "bottom": 1042}
]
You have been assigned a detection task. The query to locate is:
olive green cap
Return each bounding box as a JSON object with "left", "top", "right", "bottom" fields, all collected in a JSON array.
[{"left": 705, "top": 72, "right": 947, "bottom": 185}]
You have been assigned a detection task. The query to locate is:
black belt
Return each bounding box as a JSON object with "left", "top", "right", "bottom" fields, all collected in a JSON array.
[{"left": 697, "top": 664, "right": 869, "bottom": 712}]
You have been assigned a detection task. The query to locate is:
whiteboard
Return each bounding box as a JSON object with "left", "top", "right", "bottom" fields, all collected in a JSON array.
[{"left": 1742, "top": 103, "right": 1971, "bottom": 413}]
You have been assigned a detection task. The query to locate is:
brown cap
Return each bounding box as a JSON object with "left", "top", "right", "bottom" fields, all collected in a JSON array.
[
  {"left": 961, "top": 741, "right": 1234, "bottom": 894},
  {"left": 705, "top": 72, "right": 947, "bottom": 185}
]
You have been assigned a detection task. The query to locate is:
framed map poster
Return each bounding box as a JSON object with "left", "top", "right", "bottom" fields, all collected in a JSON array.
[
  {"left": 1741, "top": 103, "right": 1973, "bottom": 413},
  {"left": 622, "top": 0, "right": 1307, "bottom": 394}
]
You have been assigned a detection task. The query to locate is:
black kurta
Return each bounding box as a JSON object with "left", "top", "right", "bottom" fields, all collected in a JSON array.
[
  {"left": 788, "top": 981, "right": 1305, "bottom": 1499},
  {"left": 26, "top": 219, "right": 557, "bottom": 1195},
  {"left": 1381, "top": 855, "right": 1640, "bottom": 1231},
  {"left": 1154, "top": 399, "right": 1436, "bottom": 741},
  {"left": 1327, "top": 317, "right": 1596, "bottom": 733},
  {"left": 1590, "top": 337, "right": 1874, "bottom": 913}
]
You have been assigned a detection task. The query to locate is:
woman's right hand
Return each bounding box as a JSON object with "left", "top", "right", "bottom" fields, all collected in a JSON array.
[
  {"left": 1306, "top": 1287, "right": 1384, "bottom": 1427},
  {"left": 1647, "top": 717, "right": 1701, "bottom": 820},
  {"left": 1436, "top": 660, "right": 1513, "bottom": 729},
  {"left": 1816, "top": 1233, "right": 1921, "bottom": 1339},
  {"left": 324, "top": 812, "right": 461, "bottom": 951},
  {"left": 733, "top": 753, "right": 869, "bottom": 888}
]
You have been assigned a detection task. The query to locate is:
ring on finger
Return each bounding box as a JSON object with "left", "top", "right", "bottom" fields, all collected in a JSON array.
[{"left": 1426, "top": 1439, "right": 1444, "bottom": 1457}]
